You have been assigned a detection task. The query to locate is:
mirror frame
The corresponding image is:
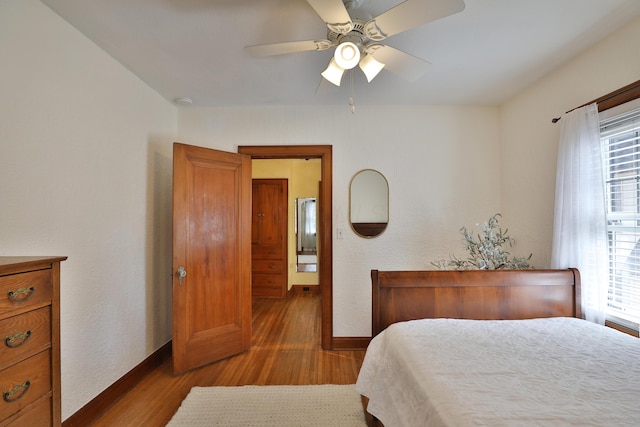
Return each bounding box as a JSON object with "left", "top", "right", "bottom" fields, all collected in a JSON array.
[
  {"left": 349, "top": 169, "right": 389, "bottom": 238},
  {"left": 295, "top": 197, "right": 318, "bottom": 272}
]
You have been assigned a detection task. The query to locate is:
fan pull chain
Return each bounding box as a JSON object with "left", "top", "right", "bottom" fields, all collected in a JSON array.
[{"left": 349, "top": 70, "right": 355, "bottom": 114}]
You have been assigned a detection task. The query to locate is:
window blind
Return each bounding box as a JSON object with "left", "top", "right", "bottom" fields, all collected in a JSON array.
[{"left": 601, "top": 106, "right": 640, "bottom": 328}]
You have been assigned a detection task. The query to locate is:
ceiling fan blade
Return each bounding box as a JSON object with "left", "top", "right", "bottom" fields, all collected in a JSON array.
[
  {"left": 306, "top": 0, "right": 353, "bottom": 34},
  {"left": 370, "top": 45, "right": 431, "bottom": 81},
  {"left": 245, "top": 40, "right": 332, "bottom": 57},
  {"left": 365, "top": 0, "right": 465, "bottom": 40}
]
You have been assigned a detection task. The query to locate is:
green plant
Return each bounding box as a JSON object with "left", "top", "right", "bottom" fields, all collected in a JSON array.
[{"left": 432, "top": 213, "right": 532, "bottom": 270}]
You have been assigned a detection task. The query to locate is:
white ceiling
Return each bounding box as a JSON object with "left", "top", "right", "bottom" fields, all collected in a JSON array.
[{"left": 40, "top": 0, "right": 640, "bottom": 107}]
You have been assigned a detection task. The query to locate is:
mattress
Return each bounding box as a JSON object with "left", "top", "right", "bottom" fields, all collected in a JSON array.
[{"left": 356, "top": 317, "right": 640, "bottom": 426}]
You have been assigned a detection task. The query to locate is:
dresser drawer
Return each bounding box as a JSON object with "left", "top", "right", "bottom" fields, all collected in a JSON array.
[
  {"left": 2, "top": 395, "right": 51, "bottom": 427},
  {"left": 0, "top": 307, "right": 51, "bottom": 371},
  {"left": 252, "top": 259, "right": 283, "bottom": 274},
  {"left": 251, "top": 245, "right": 282, "bottom": 260},
  {"left": 0, "top": 270, "right": 52, "bottom": 316},
  {"left": 0, "top": 350, "right": 51, "bottom": 421},
  {"left": 252, "top": 273, "right": 285, "bottom": 289},
  {"left": 252, "top": 274, "right": 286, "bottom": 297}
]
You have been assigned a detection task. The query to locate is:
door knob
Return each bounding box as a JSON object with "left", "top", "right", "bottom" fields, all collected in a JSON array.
[{"left": 177, "top": 266, "right": 187, "bottom": 285}]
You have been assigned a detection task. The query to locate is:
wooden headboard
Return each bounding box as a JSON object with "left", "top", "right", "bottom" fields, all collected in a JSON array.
[{"left": 372, "top": 268, "right": 581, "bottom": 336}]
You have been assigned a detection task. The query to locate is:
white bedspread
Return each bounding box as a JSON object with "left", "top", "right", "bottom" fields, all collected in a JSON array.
[{"left": 356, "top": 317, "right": 640, "bottom": 426}]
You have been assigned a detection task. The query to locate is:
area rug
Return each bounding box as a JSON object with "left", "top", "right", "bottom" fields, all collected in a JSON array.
[{"left": 166, "top": 384, "right": 367, "bottom": 426}]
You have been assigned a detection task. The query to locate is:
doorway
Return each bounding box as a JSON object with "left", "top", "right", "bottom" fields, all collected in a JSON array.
[{"left": 239, "top": 145, "right": 333, "bottom": 350}]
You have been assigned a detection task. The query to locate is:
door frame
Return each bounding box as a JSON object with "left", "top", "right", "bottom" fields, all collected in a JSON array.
[{"left": 238, "top": 145, "right": 333, "bottom": 350}]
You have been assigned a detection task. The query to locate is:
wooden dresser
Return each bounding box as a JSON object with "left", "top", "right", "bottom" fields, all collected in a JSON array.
[{"left": 0, "top": 256, "right": 66, "bottom": 427}]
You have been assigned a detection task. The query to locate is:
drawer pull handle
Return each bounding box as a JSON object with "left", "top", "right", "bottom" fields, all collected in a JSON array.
[
  {"left": 5, "top": 330, "right": 32, "bottom": 348},
  {"left": 7, "top": 286, "right": 35, "bottom": 303},
  {"left": 3, "top": 381, "right": 31, "bottom": 403}
]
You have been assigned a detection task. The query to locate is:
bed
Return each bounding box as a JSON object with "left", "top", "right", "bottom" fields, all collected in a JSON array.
[{"left": 356, "top": 269, "right": 640, "bottom": 426}]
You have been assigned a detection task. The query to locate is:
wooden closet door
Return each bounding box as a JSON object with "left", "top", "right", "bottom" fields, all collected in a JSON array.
[
  {"left": 252, "top": 179, "right": 288, "bottom": 297},
  {"left": 253, "top": 181, "right": 282, "bottom": 245}
]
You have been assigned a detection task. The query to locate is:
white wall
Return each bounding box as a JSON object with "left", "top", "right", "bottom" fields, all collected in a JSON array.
[
  {"left": 177, "top": 105, "right": 502, "bottom": 336},
  {"left": 501, "top": 15, "right": 640, "bottom": 267},
  {"left": 0, "top": 0, "right": 176, "bottom": 420}
]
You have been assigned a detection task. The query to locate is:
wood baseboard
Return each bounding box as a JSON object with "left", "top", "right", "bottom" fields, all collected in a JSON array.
[
  {"left": 62, "top": 341, "right": 172, "bottom": 426},
  {"left": 331, "top": 336, "right": 370, "bottom": 350},
  {"left": 605, "top": 320, "right": 639, "bottom": 337}
]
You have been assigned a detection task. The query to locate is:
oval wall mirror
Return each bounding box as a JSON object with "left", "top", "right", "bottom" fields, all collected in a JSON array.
[{"left": 349, "top": 169, "right": 389, "bottom": 238}]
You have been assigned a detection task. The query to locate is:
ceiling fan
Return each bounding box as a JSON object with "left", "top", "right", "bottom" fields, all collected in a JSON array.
[{"left": 246, "top": 0, "right": 465, "bottom": 87}]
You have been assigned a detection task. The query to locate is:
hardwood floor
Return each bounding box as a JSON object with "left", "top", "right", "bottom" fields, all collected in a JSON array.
[{"left": 84, "top": 292, "right": 366, "bottom": 426}]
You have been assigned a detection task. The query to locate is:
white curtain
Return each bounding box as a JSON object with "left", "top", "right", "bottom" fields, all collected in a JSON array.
[{"left": 551, "top": 103, "right": 608, "bottom": 324}]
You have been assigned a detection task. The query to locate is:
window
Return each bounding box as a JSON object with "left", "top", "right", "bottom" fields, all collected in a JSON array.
[{"left": 601, "top": 101, "right": 640, "bottom": 330}]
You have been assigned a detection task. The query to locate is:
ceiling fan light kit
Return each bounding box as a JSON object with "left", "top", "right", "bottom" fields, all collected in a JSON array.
[
  {"left": 246, "top": 0, "right": 465, "bottom": 89},
  {"left": 321, "top": 58, "right": 345, "bottom": 86},
  {"left": 334, "top": 41, "right": 361, "bottom": 70},
  {"left": 359, "top": 53, "right": 385, "bottom": 82}
]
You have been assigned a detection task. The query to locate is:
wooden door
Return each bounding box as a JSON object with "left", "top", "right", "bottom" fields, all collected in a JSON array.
[
  {"left": 251, "top": 179, "right": 288, "bottom": 297},
  {"left": 172, "top": 143, "right": 252, "bottom": 374}
]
